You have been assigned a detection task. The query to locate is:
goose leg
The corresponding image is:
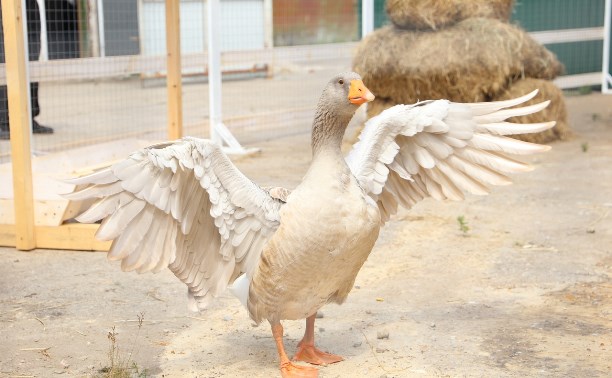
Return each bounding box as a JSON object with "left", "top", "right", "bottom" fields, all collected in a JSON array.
[
  {"left": 293, "top": 313, "right": 344, "bottom": 365},
  {"left": 271, "top": 322, "right": 318, "bottom": 378}
]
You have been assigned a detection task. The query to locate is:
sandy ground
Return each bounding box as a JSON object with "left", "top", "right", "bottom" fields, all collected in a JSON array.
[{"left": 1, "top": 92, "right": 611, "bottom": 378}]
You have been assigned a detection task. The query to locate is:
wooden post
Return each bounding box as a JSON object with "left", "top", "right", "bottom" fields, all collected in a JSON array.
[
  {"left": 165, "top": 0, "right": 182, "bottom": 140},
  {"left": 1, "top": 0, "right": 36, "bottom": 250}
]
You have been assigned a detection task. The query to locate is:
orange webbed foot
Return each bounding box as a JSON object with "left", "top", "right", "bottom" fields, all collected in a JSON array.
[
  {"left": 293, "top": 343, "right": 344, "bottom": 366},
  {"left": 280, "top": 360, "right": 319, "bottom": 378}
]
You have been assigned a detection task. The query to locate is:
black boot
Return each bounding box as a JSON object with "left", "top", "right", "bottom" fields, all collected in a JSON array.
[{"left": 32, "top": 119, "right": 53, "bottom": 134}]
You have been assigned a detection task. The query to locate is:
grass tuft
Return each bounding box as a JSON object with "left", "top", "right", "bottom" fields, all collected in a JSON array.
[
  {"left": 96, "top": 312, "right": 148, "bottom": 378},
  {"left": 457, "top": 215, "right": 470, "bottom": 236}
]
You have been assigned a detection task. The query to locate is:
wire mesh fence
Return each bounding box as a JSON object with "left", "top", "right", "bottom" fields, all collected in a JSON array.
[
  {"left": 0, "top": 0, "right": 365, "bottom": 163},
  {"left": 0, "top": 0, "right": 610, "bottom": 166}
]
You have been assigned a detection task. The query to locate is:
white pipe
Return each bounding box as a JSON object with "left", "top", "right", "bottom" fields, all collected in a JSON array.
[
  {"left": 361, "top": 0, "right": 374, "bottom": 38},
  {"left": 263, "top": 0, "right": 273, "bottom": 48},
  {"left": 602, "top": 0, "right": 611, "bottom": 93},
  {"left": 207, "top": 0, "right": 222, "bottom": 144},
  {"left": 36, "top": 0, "right": 48, "bottom": 61},
  {"left": 97, "top": 0, "right": 105, "bottom": 57}
]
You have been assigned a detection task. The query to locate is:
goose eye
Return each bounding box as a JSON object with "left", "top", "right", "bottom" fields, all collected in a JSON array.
[{"left": 338, "top": 79, "right": 344, "bottom": 85}]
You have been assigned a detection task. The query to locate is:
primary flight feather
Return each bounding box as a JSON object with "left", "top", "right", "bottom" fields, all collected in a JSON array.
[{"left": 66, "top": 72, "right": 554, "bottom": 378}]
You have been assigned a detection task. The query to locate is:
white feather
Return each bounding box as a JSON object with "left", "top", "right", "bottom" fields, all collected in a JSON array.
[
  {"left": 346, "top": 92, "right": 553, "bottom": 214},
  {"left": 65, "top": 137, "right": 283, "bottom": 312}
]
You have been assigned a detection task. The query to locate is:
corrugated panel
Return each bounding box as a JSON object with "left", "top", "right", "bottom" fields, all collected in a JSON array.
[
  {"left": 511, "top": 0, "right": 604, "bottom": 31},
  {"left": 512, "top": 0, "right": 608, "bottom": 76}
]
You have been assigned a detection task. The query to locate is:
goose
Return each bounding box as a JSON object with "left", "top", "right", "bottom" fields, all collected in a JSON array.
[{"left": 65, "top": 72, "right": 554, "bottom": 377}]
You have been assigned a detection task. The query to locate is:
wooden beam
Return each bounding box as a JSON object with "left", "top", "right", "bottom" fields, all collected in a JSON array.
[
  {"left": 0, "top": 223, "right": 111, "bottom": 251},
  {"left": 2, "top": 0, "right": 36, "bottom": 250},
  {"left": 165, "top": 0, "right": 182, "bottom": 140}
]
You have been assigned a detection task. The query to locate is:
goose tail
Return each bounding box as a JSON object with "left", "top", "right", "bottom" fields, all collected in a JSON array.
[{"left": 228, "top": 273, "right": 250, "bottom": 309}]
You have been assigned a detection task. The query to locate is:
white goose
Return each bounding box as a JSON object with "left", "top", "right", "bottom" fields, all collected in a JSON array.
[{"left": 66, "top": 72, "right": 554, "bottom": 377}]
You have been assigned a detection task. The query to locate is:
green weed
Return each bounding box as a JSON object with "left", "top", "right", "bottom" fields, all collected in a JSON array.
[{"left": 457, "top": 215, "right": 470, "bottom": 236}]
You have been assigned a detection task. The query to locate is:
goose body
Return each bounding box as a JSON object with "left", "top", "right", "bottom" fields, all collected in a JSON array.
[
  {"left": 66, "top": 72, "right": 555, "bottom": 377},
  {"left": 248, "top": 150, "right": 380, "bottom": 323}
]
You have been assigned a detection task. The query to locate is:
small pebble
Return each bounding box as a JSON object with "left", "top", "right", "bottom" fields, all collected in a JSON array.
[
  {"left": 377, "top": 330, "right": 389, "bottom": 339},
  {"left": 318, "top": 327, "right": 325, "bottom": 332},
  {"left": 430, "top": 322, "right": 436, "bottom": 328},
  {"left": 315, "top": 312, "right": 324, "bottom": 319},
  {"left": 376, "top": 345, "right": 388, "bottom": 353},
  {"left": 587, "top": 228, "right": 595, "bottom": 234},
  {"left": 353, "top": 341, "right": 362, "bottom": 348},
  {"left": 222, "top": 315, "right": 232, "bottom": 321}
]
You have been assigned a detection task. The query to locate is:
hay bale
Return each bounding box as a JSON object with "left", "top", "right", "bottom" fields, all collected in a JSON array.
[
  {"left": 387, "top": 0, "right": 514, "bottom": 31},
  {"left": 353, "top": 19, "right": 563, "bottom": 104},
  {"left": 493, "top": 78, "right": 571, "bottom": 143},
  {"left": 366, "top": 97, "right": 396, "bottom": 119},
  {"left": 347, "top": 98, "right": 396, "bottom": 145}
]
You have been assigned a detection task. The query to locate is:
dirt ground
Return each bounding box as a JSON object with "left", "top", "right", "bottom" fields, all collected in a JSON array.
[{"left": 1, "top": 92, "right": 611, "bottom": 378}]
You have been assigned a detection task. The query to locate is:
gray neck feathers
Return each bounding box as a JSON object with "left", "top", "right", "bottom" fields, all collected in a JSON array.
[{"left": 311, "top": 96, "right": 353, "bottom": 156}]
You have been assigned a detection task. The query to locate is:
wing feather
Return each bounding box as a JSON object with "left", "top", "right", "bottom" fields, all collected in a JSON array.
[
  {"left": 346, "top": 91, "right": 554, "bottom": 222},
  {"left": 66, "top": 137, "right": 284, "bottom": 311}
]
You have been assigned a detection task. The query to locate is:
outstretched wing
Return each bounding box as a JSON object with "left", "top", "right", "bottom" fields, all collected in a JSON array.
[
  {"left": 65, "top": 137, "right": 283, "bottom": 310},
  {"left": 345, "top": 91, "right": 555, "bottom": 223}
]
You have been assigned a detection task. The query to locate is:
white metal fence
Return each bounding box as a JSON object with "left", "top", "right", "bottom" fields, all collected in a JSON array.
[{"left": 0, "top": 0, "right": 610, "bottom": 161}]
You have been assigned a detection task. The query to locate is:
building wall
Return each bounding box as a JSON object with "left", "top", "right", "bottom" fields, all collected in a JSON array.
[{"left": 273, "top": 0, "right": 359, "bottom": 46}]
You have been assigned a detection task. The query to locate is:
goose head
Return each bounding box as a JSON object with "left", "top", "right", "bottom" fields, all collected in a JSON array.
[
  {"left": 312, "top": 72, "right": 375, "bottom": 153},
  {"left": 319, "top": 72, "right": 375, "bottom": 118}
]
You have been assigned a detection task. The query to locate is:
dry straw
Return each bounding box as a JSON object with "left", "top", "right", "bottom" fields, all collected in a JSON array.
[
  {"left": 386, "top": 0, "right": 514, "bottom": 30},
  {"left": 353, "top": 18, "right": 563, "bottom": 105}
]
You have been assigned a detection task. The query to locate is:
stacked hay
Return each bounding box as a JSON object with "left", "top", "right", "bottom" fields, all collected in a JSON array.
[
  {"left": 354, "top": 19, "right": 561, "bottom": 105},
  {"left": 353, "top": 1, "right": 569, "bottom": 143},
  {"left": 387, "top": 0, "right": 514, "bottom": 30}
]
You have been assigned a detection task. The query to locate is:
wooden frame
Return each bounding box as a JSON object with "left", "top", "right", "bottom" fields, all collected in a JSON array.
[
  {"left": 0, "top": 223, "right": 110, "bottom": 251},
  {"left": 0, "top": 0, "right": 182, "bottom": 251},
  {"left": 2, "top": 0, "right": 36, "bottom": 250},
  {"left": 165, "top": 0, "right": 182, "bottom": 140}
]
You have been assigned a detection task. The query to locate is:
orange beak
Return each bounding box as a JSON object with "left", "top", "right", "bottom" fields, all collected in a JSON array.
[{"left": 348, "top": 80, "right": 375, "bottom": 105}]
